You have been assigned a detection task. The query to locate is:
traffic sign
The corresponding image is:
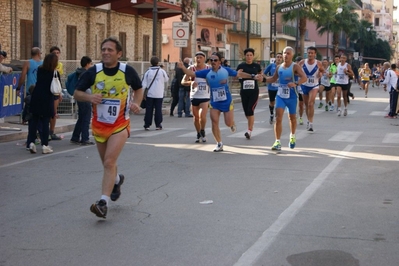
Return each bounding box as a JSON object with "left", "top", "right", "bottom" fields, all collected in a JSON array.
[
  {"left": 354, "top": 52, "right": 359, "bottom": 60},
  {"left": 174, "top": 40, "right": 188, "bottom": 47},
  {"left": 172, "top": 22, "right": 189, "bottom": 40}
]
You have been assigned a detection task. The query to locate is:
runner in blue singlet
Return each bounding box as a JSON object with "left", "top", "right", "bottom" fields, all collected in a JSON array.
[
  {"left": 178, "top": 52, "right": 254, "bottom": 152},
  {"left": 265, "top": 47, "right": 307, "bottom": 151}
]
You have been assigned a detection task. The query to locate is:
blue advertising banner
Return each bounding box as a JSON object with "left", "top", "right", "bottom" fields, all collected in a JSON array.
[{"left": 0, "top": 73, "right": 24, "bottom": 118}]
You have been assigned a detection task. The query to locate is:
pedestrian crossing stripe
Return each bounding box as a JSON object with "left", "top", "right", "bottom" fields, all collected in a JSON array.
[
  {"left": 382, "top": 133, "right": 399, "bottom": 144},
  {"left": 370, "top": 111, "right": 386, "bottom": 116},
  {"left": 329, "top": 131, "right": 362, "bottom": 142},
  {"left": 132, "top": 128, "right": 183, "bottom": 137}
]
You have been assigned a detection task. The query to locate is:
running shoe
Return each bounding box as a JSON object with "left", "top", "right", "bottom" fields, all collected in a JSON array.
[
  {"left": 90, "top": 199, "right": 107, "bottom": 219},
  {"left": 50, "top": 134, "right": 62, "bottom": 140},
  {"left": 271, "top": 141, "right": 281, "bottom": 151},
  {"left": 329, "top": 105, "right": 335, "bottom": 112},
  {"left": 343, "top": 109, "right": 348, "bottom": 116},
  {"left": 195, "top": 132, "right": 201, "bottom": 143},
  {"left": 245, "top": 131, "right": 251, "bottom": 140},
  {"left": 230, "top": 124, "right": 237, "bottom": 133},
  {"left": 337, "top": 109, "right": 342, "bottom": 117},
  {"left": 299, "top": 117, "right": 303, "bottom": 125},
  {"left": 213, "top": 142, "right": 224, "bottom": 152},
  {"left": 308, "top": 127, "right": 314, "bottom": 133},
  {"left": 70, "top": 140, "right": 80, "bottom": 145},
  {"left": 325, "top": 105, "right": 329, "bottom": 111},
  {"left": 269, "top": 115, "right": 274, "bottom": 124},
  {"left": 29, "top": 142, "right": 36, "bottom": 154},
  {"left": 318, "top": 102, "right": 323, "bottom": 108},
  {"left": 365, "top": 94, "right": 367, "bottom": 98},
  {"left": 81, "top": 141, "right": 95, "bottom": 146},
  {"left": 42, "top": 145, "right": 53, "bottom": 154},
  {"left": 306, "top": 121, "right": 310, "bottom": 130},
  {"left": 200, "top": 129, "right": 206, "bottom": 142},
  {"left": 111, "top": 174, "right": 125, "bottom": 201},
  {"left": 289, "top": 136, "right": 296, "bottom": 149}
]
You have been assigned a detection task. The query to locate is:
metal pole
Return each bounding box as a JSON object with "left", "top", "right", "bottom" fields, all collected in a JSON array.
[
  {"left": 33, "top": 0, "right": 41, "bottom": 48},
  {"left": 326, "top": 23, "right": 329, "bottom": 61},
  {"left": 152, "top": 0, "right": 158, "bottom": 56},
  {"left": 273, "top": 2, "right": 276, "bottom": 53},
  {"left": 270, "top": 0, "right": 273, "bottom": 53},
  {"left": 295, "top": 9, "right": 299, "bottom": 55},
  {"left": 247, "top": 0, "right": 251, "bottom": 48}
]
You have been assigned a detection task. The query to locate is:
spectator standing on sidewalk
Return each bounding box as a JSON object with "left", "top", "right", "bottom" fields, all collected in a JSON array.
[
  {"left": 178, "top": 58, "right": 193, "bottom": 117},
  {"left": 170, "top": 62, "right": 180, "bottom": 116},
  {"left": 16, "top": 47, "right": 42, "bottom": 96},
  {"left": 69, "top": 56, "right": 94, "bottom": 145},
  {"left": 143, "top": 56, "right": 169, "bottom": 130},
  {"left": 0, "top": 51, "right": 12, "bottom": 74},
  {"left": 48, "top": 46, "right": 64, "bottom": 140},
  {"left": 74, "top": 37, "right": 143, "bottom": 219},
  {"left": 27, "top": 53, "right": 60, "bottom": 154},
  {"left": 380, "top": 62, "right": 398, "bottom": 118}
]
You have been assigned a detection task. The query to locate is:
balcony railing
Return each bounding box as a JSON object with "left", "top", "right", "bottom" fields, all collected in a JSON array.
[
  {"left": 227, "top": 20, "right": 261, "bottom": 36},
  {"left": 197, "top": 0, "right": 243, "bottom": 23}
]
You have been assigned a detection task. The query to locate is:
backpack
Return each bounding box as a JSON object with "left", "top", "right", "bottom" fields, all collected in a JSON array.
[{"left": 66, "top": 71, "right": 79, "bottom": 96}]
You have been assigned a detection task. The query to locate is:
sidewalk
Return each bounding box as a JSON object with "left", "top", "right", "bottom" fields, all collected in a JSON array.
[{"left": 0, "top": 86, "right": 268, "bottom": 143}]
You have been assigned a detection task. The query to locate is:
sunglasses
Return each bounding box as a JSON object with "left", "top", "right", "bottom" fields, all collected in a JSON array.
[{"left": 209, "top": 59, "right": 219, "bottom": 62}]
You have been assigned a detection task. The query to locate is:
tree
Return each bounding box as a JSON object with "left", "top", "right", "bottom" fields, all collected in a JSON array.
[
  {"left": 180, "top": 0, "right": 196, "bottom": 58},
  {"left": 352, "top": 20, "right": 377, "bottom": 56},
  {"left": 316, "top": 1, "right": 359, "bottom": 56},
  {"left": 281, "top": 0, "right": 333, "bottom": 55}
]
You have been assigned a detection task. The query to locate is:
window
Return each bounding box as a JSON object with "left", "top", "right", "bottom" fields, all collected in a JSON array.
[
  {"left": 66, "top": 25, "right": 77, "bottom": 60},
  {"left": 20, "top": 20, "right": 33, "bottom": 59},
  {"left": 375, "top": 18, "right": 380, "bottom": 27},
  {"left": 143, "top": 35, "right": 150, "bottom": 61},
  {"left": 119, "top": 32, "right": 127, "bottom": 60}
]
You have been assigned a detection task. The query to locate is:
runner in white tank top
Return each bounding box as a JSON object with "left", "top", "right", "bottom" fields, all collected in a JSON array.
[
  {"left": 298, "top": 46, "right": 324, "bottom": 132},
  {"left": 335, "top": 54, "right": 354, "bottom": 117}
]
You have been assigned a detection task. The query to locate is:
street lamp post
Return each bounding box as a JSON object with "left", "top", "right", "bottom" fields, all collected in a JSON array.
[
  {"left": 152, "top": 0, "right": 158, "bottom": 56},
  {"left": 247, "top": 0, "right": 251, "bottom": 48},
  {"left": 326, "top": 7, "right": 343, "bottom": 61}
]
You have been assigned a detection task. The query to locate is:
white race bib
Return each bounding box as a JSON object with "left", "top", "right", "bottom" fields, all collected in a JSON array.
[
  {"left": 243, "top": 80, "right": 255, "bottom": 90},
  {"left": 212, "top": 87, "right": 227, "bottom": 102},
  {"left": 277, "top": 85, "right": 290, "bottom": 99},
  {"left": 337, "top": 74, "right": 345, "bottom": 83},
  {"left": 96, "top": 98, "right": 121, "bottom": 124},
  {"left": 307, "top": 76, "right": 315, "bottom": 84}
]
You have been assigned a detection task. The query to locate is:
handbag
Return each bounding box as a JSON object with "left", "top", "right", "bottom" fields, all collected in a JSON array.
[
  {"left": 50, "top": 70, "right": 62, "bottom": 95},
  {"left": 141, "top": 68, "right": 160, "bottom": 108}
]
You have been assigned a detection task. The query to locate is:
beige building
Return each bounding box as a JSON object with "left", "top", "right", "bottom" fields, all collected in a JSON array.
[{"left": 0, "top": 0, "right": 180, "bottom": 64}]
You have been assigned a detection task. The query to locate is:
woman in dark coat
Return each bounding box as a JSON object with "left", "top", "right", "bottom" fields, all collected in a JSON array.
[{"left": 27, "top": 53, "right": 60, "bottom": 154}]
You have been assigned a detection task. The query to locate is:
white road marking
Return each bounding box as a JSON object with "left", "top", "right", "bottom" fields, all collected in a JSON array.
[
  {"left": 382, "top": 133, "right": 399, "bottom": 143},
  {"left": 329, "top": 131, "right": 362, "bottom": 142},
  {"left": 233, "top": 145, "right": 354, "bottom": 266}
]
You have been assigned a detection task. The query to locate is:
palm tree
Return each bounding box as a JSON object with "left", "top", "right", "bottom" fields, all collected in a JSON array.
[
  {"left": 351, "top": 20, "right": 377, "bottom": 56},
  {"left": 180, "top": 0, "right": 195, "bottom": 58},
  {"left": 281, "top": 0, "right": 333, "bottom": 55},
  {"left": 316, "top": 2, "right": 359, "bottom": 56}
]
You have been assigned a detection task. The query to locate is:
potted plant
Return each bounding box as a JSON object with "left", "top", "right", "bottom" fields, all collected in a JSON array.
[
  {"left": 227, "top": 0, "right": 237, "bottom": 7},
  {"left": 237, "top": 1, "right": 247, "bottom": 11},
  {"left": 205, "top": 8, "right": 213, "bottom": 14}
]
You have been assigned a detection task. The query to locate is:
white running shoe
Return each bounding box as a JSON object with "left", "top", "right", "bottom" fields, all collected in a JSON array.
[
  {"left": 42, "top": 145, "right": 53, "bottom": 154},
  {"left": 344, "top": 109, "right": 348, "bottom": 116},
  {"left": 329, "top": 105, "right": 334, "bottom": 112},
  {"left": 29, "top": 142, "right": 36, "bottom": 154},
  {"left": 213, "top": 142, "right": 224, "bottom": 152},
  {"left": 337, "top": 109, "right": 342, "bottom": 117}
]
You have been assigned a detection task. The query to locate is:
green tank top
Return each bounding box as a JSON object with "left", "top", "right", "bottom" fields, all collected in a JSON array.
[{"left": 329, "top": 64, "right": 337, "bottom": 83}]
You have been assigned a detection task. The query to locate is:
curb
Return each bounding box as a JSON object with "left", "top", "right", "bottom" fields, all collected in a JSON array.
[{"left": 0, "top": 124, "right": 76, "bottom": 143}]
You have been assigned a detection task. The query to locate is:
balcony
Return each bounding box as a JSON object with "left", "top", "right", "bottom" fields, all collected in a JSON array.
[
  {"left": 197, "top": 0, "right": 244, "bottom": 24},
  {"left": 227, "top": 20, "right": 261, "bottom": 36}
]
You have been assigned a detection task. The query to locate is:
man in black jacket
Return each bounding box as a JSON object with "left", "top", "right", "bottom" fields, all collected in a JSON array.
[{"left": 177, "top": 57, "right": 193, "bottom": 117}]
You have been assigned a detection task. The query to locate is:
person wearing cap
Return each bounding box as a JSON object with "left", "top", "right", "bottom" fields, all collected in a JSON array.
[
  {"left": 236, "top": 48, "right": 263, "bottom": 139},
  {"left": 265, "top": 46, "right": 307, "bottom": 151},
  {"left": 177, "top": 52, "right": 253, "bottom": 152},
  {"left": 264, "top": 52, "right": 283, "bottom": 124},
  {"left": 0, "top": 51, "right": 13, "bottom": 74},
  {"left": 182, "top": 51, "right": 210, "bottom": 143}
]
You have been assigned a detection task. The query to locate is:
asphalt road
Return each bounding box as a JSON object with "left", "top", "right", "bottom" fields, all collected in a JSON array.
[{"left": 1, "top": 83, "right": 398, "bottom": 266}]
